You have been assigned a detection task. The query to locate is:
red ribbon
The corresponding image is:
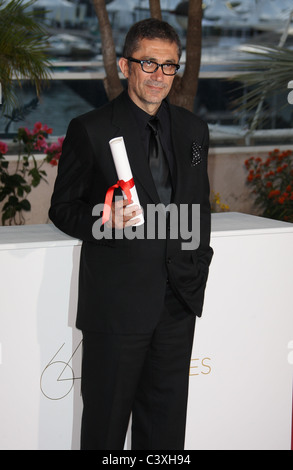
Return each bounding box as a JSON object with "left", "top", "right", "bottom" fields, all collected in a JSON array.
[{"left": 102, "top": 178, "right": 135, "bottom": 225}]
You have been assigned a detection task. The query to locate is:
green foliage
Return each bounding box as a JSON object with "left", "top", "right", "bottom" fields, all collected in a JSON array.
[
  {"left": 0, "top": 0, "right": 51, "bottom": 113},
  {"left": 0, "top": 123, "right": 63, "bottom": 225}
]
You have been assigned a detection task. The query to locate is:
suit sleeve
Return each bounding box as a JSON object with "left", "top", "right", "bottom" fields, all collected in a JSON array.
[
  {"left": 196, "top": 121, "right": 213, "bottom": 274},
  {"left": 49, "top": 117, "right": 99, "bottom": 242}
]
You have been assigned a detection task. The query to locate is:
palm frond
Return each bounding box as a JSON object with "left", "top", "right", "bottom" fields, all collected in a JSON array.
[
  {"left": 0, "top": 0, "right": 51, "bottom": 113},
  {"left": 229, "top": 45, "right": 293, "bottom": 130}
]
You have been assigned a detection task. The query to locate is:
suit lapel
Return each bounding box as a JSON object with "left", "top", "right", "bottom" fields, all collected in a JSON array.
[{"left": 111, "top": 92, "right": 161, "bottom": 205}]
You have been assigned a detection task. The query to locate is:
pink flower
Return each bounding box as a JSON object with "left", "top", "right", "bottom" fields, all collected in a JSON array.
[
  {"left": 46, "top": 137, "right": 64, "bottom": 166},
  {"left": 43, "top": 124, "right": 53, "bottom": 135},
  {"left": 32, "top": 122, "right": 53, "bottom": 136},
  {"left": 34, "top": 134, "right": 48, "bottom": 151},
  {"left": 33, "top": 122, "right": 43, "bottom": 133},
  {"left": 0, "top": 141, "right": 8, "bottom": 155},
  {"left": 21, "top": 127, "right": 32, "bottom": 136}
]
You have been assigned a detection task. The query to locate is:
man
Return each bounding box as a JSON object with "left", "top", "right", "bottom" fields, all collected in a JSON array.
[{"left": 49, "top": 18, "right": 213, "bottom": 450}]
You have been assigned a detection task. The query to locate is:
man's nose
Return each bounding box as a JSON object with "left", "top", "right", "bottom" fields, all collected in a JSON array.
[{"left": 151, "top": 65, "right": 165, "bottom": 80}]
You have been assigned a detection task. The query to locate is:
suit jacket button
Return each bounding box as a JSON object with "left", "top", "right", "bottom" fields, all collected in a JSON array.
[{"left": 167, "top": 258, "right": 172, "bottom": 264}]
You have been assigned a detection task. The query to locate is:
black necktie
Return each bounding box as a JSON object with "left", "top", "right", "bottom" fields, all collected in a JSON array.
[{"left": 148, "top": 117, "right": 172, "bottom": 206}]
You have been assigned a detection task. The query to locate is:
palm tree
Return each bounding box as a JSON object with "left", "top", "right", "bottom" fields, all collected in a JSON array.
[
  {"left": 230, "top": 45, "right": 293, "bottom": 130},
  {"left": 168, "top": 0, "right": 203, "bottom": 111},
  {"left": 0, "top": 0, "right": 51, "bottom": 114},
  {"left": 230, "top": 11, "right": 293, "bottom": 131},
  {"left": 91, "top": 0, "right": 123, "bottom": 101}
]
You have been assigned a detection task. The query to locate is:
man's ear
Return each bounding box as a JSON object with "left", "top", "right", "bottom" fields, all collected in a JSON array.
[{"left": 118, "top": 57, "right": 130, "bottom": 79}]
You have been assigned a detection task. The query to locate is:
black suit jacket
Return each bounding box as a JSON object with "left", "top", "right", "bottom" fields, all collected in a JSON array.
[{"left": 49, "top": 91, "right": 213, "bottom": 334}]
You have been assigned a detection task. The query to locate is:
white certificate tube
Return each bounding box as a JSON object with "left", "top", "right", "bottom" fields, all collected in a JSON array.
[{"left": 109, "top": 137, "right": 144, "bottom": 226}]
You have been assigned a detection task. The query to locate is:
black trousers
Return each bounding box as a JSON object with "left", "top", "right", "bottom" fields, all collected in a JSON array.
[{"left": 80, "top": 285, "right": 196, "bottom": 450}]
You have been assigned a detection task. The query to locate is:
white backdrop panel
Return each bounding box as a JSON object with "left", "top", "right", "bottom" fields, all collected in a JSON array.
[{"left": 0, "top": 214, "right": 292, "bottom": 450}]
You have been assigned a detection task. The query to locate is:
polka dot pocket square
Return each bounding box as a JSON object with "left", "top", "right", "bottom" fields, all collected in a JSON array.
[{"left": 191, "top": 142, "right": 202, "bottom": 166}]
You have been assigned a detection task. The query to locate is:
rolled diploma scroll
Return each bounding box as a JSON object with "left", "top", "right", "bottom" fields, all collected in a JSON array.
[{"left": 109, "top": 136, "right": 144, "bottom": 226}]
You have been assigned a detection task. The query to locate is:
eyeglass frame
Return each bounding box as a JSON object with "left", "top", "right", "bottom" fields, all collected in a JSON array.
[{"left": 127, "top": 57, "right": 180, "bottom": 76}]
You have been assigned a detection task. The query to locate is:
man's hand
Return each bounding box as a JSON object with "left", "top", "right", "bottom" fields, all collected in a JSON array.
[{"left": 105, "top": 199, "right": 143, "bottom": 229}]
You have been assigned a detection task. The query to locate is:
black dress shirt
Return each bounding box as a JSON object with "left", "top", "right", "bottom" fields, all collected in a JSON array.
[{"left": 125, "top": 91, "right": 176, "bottom": 193}]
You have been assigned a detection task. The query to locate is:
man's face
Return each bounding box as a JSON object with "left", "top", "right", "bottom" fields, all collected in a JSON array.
[{"left": 119, "top": 38, "right": 179, "bottom": 115}]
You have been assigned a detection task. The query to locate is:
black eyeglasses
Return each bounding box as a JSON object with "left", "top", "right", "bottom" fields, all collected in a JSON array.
[{"left": 127, "top": 57, "right": 180, "bottom": 76}]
